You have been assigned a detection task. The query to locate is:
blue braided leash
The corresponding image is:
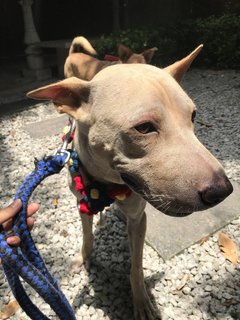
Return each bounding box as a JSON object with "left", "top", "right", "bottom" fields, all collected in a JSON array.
[{"left": 0, "top": 121, "right": 77, "bottom": 319}]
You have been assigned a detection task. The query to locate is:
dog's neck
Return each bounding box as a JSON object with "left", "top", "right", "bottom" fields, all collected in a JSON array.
[{"left": 73, "top": 123, "right": 123, "bottom": 185}]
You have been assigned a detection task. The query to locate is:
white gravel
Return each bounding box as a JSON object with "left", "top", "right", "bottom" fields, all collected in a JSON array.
[{"left": 0, "top": 69, "right": 240, "bottom": 320}]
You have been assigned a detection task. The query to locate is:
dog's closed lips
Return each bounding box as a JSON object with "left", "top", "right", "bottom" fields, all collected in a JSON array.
[{"left": 120, "top": 173, "right": 141, "bottom": 192}]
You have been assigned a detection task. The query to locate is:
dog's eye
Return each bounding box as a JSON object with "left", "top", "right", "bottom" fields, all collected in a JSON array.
[
  {"left": 191, "top": 110, "right": 197, "bottom": 123},
  {"left": 134, "top": 122, "right": 157, "bottom": 134}
]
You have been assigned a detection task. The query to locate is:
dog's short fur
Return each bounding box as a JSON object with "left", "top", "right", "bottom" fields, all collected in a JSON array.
[
  {"left": 64, "top": 36, "right": 158, "bottom": 80},
  {"left": 28, "top": 45, "right": 233, "bottom": 319}
]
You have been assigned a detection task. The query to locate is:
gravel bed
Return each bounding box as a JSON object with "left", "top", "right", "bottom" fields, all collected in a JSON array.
[{"left": 0, "top": 69, "right": 240, "bottom": 320}]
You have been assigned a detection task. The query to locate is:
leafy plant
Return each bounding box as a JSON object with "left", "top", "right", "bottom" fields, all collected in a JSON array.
[{"left": 94, "top": 14, "right": 240, "bottom": 69}]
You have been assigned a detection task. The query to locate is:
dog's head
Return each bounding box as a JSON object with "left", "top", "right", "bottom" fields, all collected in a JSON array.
[
  {"left": 118, "top": 44, "right": 158, "bottom": 64},
  {"left": 27, "top": 45, "right": 233, "bottom": 216}
]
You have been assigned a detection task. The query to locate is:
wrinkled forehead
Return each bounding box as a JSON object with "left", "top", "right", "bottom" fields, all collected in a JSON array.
[{"left": 91, "top": 64, "right": 194, "bottom": 120}]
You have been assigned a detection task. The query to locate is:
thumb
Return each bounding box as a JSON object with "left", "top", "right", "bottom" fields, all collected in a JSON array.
[{"left": 0, "top": 199, "right": 22, "bottom": 225}]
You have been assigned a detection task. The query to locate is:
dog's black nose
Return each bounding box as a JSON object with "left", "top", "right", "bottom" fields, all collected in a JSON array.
[{"left": 200, "top": 176, "right": 233, "bottom": 206}]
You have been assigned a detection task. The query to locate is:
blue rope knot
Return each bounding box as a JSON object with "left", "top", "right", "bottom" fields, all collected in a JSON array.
[
  {"left": 68, "top": 150, "right": 80, "bottom": 173},
  {"left": 0, "top": 152, "right": 76, "bottom": 320}
]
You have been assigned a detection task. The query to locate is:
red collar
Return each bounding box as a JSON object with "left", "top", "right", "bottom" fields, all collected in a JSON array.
[{"left": 104, "top": 54, "right": 120, "bottom": 61}]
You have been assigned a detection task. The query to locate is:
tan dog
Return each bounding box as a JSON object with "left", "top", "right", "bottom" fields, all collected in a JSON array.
[
  {"left": 64, "top": 35, "right": 158, "bottom": 80},
  {"left": 28, "top": 45, "right": 233, "bottom": 319}
]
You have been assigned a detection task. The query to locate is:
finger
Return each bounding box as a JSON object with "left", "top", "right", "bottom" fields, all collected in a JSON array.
[
  {"left": 3, "top": 203, "right": 39, "bottom": 231},
  {"left": 0, "top": 199, "right": 22, "bottom": 225},
  {"left": 2, "top": 219, "right": 13, "bottom": 231},
  {"left": 26, "top": 217, "right": 35, "bottom": 230},
  {"left": 27, "top": 203, "right": 40, "bottom": 217},
  {"left": 6, "top": 236, "right": 21, "bottom": 246}
]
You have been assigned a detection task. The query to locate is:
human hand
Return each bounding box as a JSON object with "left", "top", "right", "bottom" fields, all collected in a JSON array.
[{"left": 0, "top": 199, "right": 39, "bottom": 246}]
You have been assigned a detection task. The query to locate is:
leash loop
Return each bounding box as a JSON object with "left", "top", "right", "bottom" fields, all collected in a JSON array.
[{"left": 0, "top": 120, "right": 76, "bottom": 320}]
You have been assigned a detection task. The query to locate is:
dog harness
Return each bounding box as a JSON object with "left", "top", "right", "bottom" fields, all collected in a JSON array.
[{"left": 0, "top": 118, "right": 131, "bottom": 319}]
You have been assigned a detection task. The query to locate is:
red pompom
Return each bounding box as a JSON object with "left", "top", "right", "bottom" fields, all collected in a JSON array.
[
  {"left": 74, "top": 176, "right": 84, "bottom": 192},
  {"left": 79, "top": 200, "right": 91, "bottom": 214}
]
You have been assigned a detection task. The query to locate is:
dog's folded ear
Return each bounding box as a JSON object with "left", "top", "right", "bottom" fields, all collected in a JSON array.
[
  {"left": 141, "top": 47, "right": 158, "bottom": 64},
  {"left": 164, "top": 44, "right": 203, "bottom": 83},
  {"left": 27, "top": 77, "right": 90, "bottom": 118},
  {"left": 118, "top": 44, "right": 133, "bottom": 62}
]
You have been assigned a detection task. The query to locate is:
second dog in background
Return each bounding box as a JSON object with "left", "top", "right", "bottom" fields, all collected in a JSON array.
[{"left": 64, "top": 36, "right": 158, "bottom": 80}]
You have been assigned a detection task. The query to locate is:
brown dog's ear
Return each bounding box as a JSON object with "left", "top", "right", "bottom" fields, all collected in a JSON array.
[
  {"left": 27, "top": 77, "right": 90, "bottom": 118},
  {"left": 164, "top": 44, "right": 203, "bottom": 83},
  {"left": 118, "top": 44, "right": 133, "bottom": 62},
  {"left": 141, "top": 47, "right": 158, "bottom": 64}
]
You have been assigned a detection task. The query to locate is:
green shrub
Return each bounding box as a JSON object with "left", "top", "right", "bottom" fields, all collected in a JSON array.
[
  {"left": 95, "top": 29, "right": 157, "bottom": 57},
  {"left": 192, "top": 14, "right": 240, "bottom": 68},
  {"left": 94, "top": 14, "right": 240, "bottom": 69},
  {"left": 95, "top": 27, "right": 180, "bottom": 66}
]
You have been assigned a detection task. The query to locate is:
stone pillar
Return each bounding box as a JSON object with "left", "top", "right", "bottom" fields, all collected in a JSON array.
[
  {"left": 19, "top": 0, "right": 51, "bottom": 80},
  {"left": 20, "top": 0, "right": 40, "bottom": 45}
]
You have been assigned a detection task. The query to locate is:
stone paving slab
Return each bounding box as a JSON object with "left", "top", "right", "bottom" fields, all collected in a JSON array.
[
  {"left": 145, "top": 181, "right": 240, "bottom": 260},
  {"left": 24, "top": 114, "right": 68, "bottom": 138}
]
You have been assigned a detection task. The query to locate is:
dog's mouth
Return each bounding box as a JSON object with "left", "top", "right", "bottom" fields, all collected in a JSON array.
[
  {"left": 148, "top": 195, "right": 199, "bottom": 217},
  {"left": 120, "top": 173, "right": 142, "bottom": 193},
  {"left": 152, "top": 198, "right": 203, "bottom": 217},
  {"left": 120, "top": 173, "right": 199, "bottom": 217},
  {"left": 158, "top": 207, "right": 195, "bottom": 217}
]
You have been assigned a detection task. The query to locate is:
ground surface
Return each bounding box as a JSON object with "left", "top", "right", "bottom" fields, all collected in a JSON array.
[{"left": 0, "top": 69, "right": 240, "bottom": 320}]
